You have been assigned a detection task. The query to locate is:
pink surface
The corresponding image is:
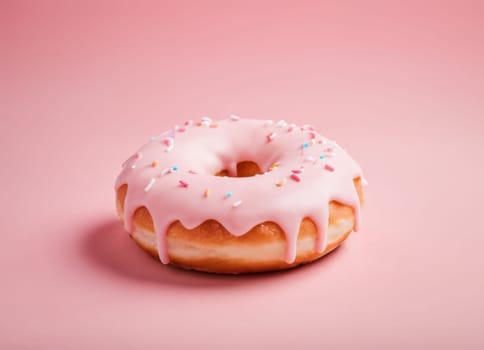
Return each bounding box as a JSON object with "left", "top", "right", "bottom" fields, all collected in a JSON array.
[{"left": 1, "top": 1, "right": 484, "bottom": 349}]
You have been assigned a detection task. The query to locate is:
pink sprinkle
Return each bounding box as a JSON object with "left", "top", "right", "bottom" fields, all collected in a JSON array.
[
  {"left": 267, "top": 132, "right": 276, "bottom": 142},
  {"left": 163, "top": 137, "right": 174, "bottom": 146},
  {"left": 291, "top": 168, "right": 304, "bottom": 174},
  {"left": 179, "top": 180, "right": 189, "bottom": 188},
  {"left": 324, "top": 164, "right": 335, "bottom": 172},
  {"left": 135, "top": 152, "right": 142, "bottom": 159},
  {"left": 308, "top": 131, "right": 317, "bottom": 139},
  {"left": 290, "top": 173, "right": 301, "bottom": 182},
  {"left": 188, "top": 169, "right": 198, "bottom": 174},
  {"left": 177, "top": 127, "right": 186, "bottom": 132},
  {"left": 184, "top": 120, "right": 193, "bottom": 126}
]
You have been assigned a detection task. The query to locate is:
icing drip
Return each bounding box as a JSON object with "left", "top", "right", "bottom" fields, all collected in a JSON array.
[{"left": 115, "top": 118, "right": 364, "bottom": 264}]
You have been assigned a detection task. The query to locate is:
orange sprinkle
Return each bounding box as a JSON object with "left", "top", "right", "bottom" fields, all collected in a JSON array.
[
  {"left": 151, "top": 160, "right": 158, "bottom": 167},
  {"left": 276, "top": 179, "right": 286, "bottom": 187},
  {"left": 204, "top": 188, "right": 211, "bottom": 197},
  {"left": 210, "top": 123, "right": 218, "bottom": 128},
  {"left": 269, "top": 162, "right": 280, "bottom": 171}
]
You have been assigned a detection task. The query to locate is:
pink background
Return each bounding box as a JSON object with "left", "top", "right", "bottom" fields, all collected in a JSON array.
[{"left": 2, "top": 1, "right": 484, "bottom": 349}]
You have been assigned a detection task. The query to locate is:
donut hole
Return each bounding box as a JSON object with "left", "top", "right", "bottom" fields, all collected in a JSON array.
[{"left": 215, "top": 161, "right": 263, "bottom": 178}]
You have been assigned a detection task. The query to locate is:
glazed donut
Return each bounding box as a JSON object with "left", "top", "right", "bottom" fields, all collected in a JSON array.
[{"left": 115, "top": 117, "right": 365, "bottom": 274}]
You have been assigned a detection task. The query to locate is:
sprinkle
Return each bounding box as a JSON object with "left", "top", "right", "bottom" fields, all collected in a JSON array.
[
  {"left": 149, "top": 136, "right": 157, "bottom": 142},
  {"left": 263, "top": 120, "right": 273, "bottom": 127},
  {"left": 160, "top": 167, "right": 171, "bottom": 176},
  {"left": 308, "top": 131, "right": 317, "bottom": 139},
  {"left": 291, "top": 168, "right": 304, "bottom": 174},
  {"left": 232, "top": 200, "right": 243, "bottom": 208},
  {"left": 268, "top": 162, "right": 280, "bottom": 171},
  {"left": 301, "top": 124, "right": 315, "bottom": 131},
  {"left": 144, "top": 178, "right": 156, "bottom": 192},
  {"left": 319, "top": 155, "right": 325, "bottom": 160},
  {"left": 151, "top": 160, "right": 158, "bottom": 167},
  {"left": 304, "top": 156, "right": 315, "bottom": 163},
  {"left": 324, "top": 164, "right": 335, "bottom": 172},
  {"left": 130, "top": 164, "right": 137, "bottom": 169},
  {"left": 179, "top": 180, "right": 189, "bottom": 188},
  {"left": 311, "top": 139, "right": 317, "bottom": 145},
  {"left": 173, "top": 125, "right": 180, "bottom": 131},
  {"left": 135, "top": 152, "right": 142, "bottom": 159},
  {"left": 200, "top": 120, "right": 211, "bottom": 127},
  {"left": 172, "top": 165, "right": 178, "bottom": 171},
  {"left": 209, "top": 123, "right": 218, "bottom": 128},
  {"left": 276, "top": 179, "right": 286, "bottom": 187},
  {"left": 201, "top": 116, "right": 212, "bottom": 123},
  {"left": 362, "top": 178, "right": 369, "bottom": 186},
  {"left": 267, "top": 132, "right": 276, "bottom": 142},
  {"left": 275, "top": 120, "right": 287, "bottom": 128},
  {"left": 163, "top": 137, "right": 174, "bottom": 152},
  {"left": 188, "top": 169, "right": 198, "bottom": 174},
  {"left": 204, "top": 188, "right": 211, "bottom": 197},
  {"left": 230, "top": 115, "right": 240, "bottom": 121},
  {"left": 287, "top": 123, "right": 297, "bottom": 132},
  {"left": 177, "top": 127, "right": 186, "bottom": 132},
  {"left": 225, "top": 192, "right": 232, "bottom": 198},
  {"left": 290, "top": 173, "right": 301, "bottom": 182},
  {"left": 184, "top": 120, "right": 193, "bottom": 126},
  {"left": 302, "top": 142, "right": 309, "bottom": 149}
]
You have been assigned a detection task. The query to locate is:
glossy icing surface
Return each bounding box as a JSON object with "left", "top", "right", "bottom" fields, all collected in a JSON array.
[{"left": 115, "top": 117, "right": 364, "bottom": 264}]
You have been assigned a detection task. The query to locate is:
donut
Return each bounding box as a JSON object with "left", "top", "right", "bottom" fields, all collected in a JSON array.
[{"left": 115, "top": 117, "right": 366, "bottom": 273}]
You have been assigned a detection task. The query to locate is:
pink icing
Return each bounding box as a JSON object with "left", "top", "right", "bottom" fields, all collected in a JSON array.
[{"left": 115, "top": 117, "right": 364, "bottom": 264}]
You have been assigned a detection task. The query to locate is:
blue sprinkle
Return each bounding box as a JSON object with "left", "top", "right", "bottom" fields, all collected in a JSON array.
[
  {"left": 225, "top": 192, "right": 232, "bottom": 198},
  {"left": 172, "top": 165, "right": 178, "bottom": 171},
  {"left": 303, "top": 142, "right": 309, "bottom": 148},
  {"left": 319, "top": 155, "right": 325, "bottom": 160}
]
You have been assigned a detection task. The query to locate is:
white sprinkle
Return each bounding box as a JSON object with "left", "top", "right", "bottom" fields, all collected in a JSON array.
[
  {"left": 200, "top": 120, "right": 211, "bottom": 127},
  {"left": 130, "top": 164, "right": 136, "bottom": 169},
  {"left": 304, "top": 156, "right": 315, "bottom": 163},
  {"left": 263, "top": 120, "right": 274, "bottom": 127},
  {"left": 173, "top": 125, "right": 180, "bottom": 131},
  {"left": 160, "top": 167, "right": 172, "bottom": 177},
  {"left": 201, "top": 116, "right": 212, "bottom": 122},
  {"left": 149, "top": 136, "right": 157, "bottom": 142},
  {"left": 230, "top": 115, "right": 240, "bottom": 121},
  {"left": 275, "top": 120, "right": 287, "bottom": 128},
  {"left": 144, "top": 178, "right": 156, "bottom": 192},
  {"left": 232, "top": 200, "right": 243, "bottom": 208},
  {"left": 362, "top": 177, "right": 369, "bottom": 186}
]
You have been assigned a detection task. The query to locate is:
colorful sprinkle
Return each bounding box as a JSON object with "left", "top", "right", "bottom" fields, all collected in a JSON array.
[
  {"left": 319, "top": 155, "right": 325, "bottom": 160},
  {"left": 173, "top": 125, "right": 180, "bottom": 131},
  {"left": 324, "top": 164, "right": 335, "bottom": 172},
  {"left": 308, "top": 131, "right": 317, "bottom": 139},
  {"left": 163, "top": 137, "right": 174, "bottom": 152},
  {"left": 204, "top": 188, "right": 211, "bottom": 197},
  {"left": 304, "top": 156, "right": 315, "bottom": 163},
  {"left": 172, "top": 165, "right": 178, "bottom": 171},
  {"left": 130, "top": 164, "right": 137, "bottom": 169},
  {"left": 201, "top": 116, "right": 212, "bottom": 123},
  {"left": 267, "top": 132, "right": 276, "bottom": 142},
  {"left": 179, "top": 180, "right": 189, "bottom": 188},
  {"left": 188, "top": 169, "right": 198, "bottom": 174},
  {"left": 230, "top": 115, "right": 240, "bottom": 121},
  {"left": 232, "top": 200, "right": 243, "bottom": 208},
  {"left": 177, "top": 127, "right": 186, "bottom": 132},
  {"left": 302, "top": 142, "right": 309, "bottom": 149},
  {"left": 151, "top": 160, "right": 158, "bottom": 167},
  {"left": 144, "top": 178, "right": 156, "bottom": 192},
  {"left": 225, "top": 192, "right": 232, "bottom": 198},
  {"left": 263, "top": 120, "right": 273, "bottom": 127},
  {"left": 287, "top": 123, "right": 296, "bottom": 132},
  {"left": 292, "top": 168, "right": 304, "bottom": 174},
  {"left": 290, "top": 173, "right": 301, "bottom": 182},
  {"left": 209, "top": 123, "right": 219, "bottom": 128},
  {"left": 268, "top": 162, "right": 280, "bottom": 171},
  {"left": 184, "top": 120, "right": 193, "bottom": 126},
  {"left": 276, "top": 179, "right": 286, "bottom": 187}
]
